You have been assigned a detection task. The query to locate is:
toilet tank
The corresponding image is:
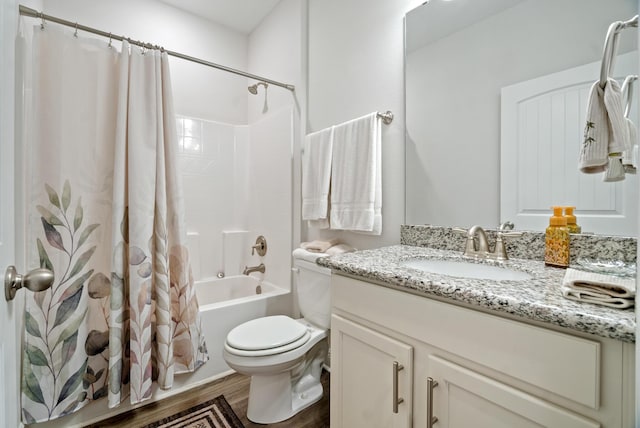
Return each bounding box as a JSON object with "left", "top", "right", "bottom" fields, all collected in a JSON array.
[{"left": 293, "top": 258, "right": 331, "bottom": 329}]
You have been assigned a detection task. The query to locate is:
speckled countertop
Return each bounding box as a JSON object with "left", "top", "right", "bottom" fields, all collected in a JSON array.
[{"left": 317, "top": 245, "right": 636, "bottom": 343}]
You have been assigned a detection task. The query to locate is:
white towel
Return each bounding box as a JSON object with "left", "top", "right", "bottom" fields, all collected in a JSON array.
[
  {"left": 561, "top": 268, "right": 635, "bottom": 308},
  {"left": 330, "top": 112, "right": 382, "bottom": 235},
  {"left": 580, "top": 79, "right": 630, "bottom": 173},
  {"left": 301, "top": 238, "right": 340, "bottom": 253},
  {"left": 325, "top": 243, "right": 356, "bottom": 255},
  {"left": 302, "top": 127, "right": 334, "bottom": 223},
  {"left": 292, "top": 248, "right": 328, "bottom": 263}
]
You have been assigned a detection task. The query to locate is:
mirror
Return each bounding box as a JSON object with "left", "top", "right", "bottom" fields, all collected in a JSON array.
[{"left": 405, "top": 0, "right": 639, "bottom": 236}]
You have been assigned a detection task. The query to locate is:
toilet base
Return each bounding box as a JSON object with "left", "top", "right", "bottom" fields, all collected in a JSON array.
[
  {"left": 246, "top": 372, "right": 324, "bottom": 424},
  {"left": 245, "top": 340, "right": 327, "bottom": 424}
]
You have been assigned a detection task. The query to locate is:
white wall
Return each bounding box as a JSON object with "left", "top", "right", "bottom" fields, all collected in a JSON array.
[
  {"left": 307, "top": 0, "right": 421, "bottom": 249},
  {"left": 43, "top": 0, "right": 248, "bottom": 124}
]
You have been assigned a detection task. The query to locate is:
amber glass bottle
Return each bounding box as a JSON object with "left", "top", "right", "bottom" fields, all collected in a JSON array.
[{"left": 545, "top": 206, "right": 570, "bottom": 268}]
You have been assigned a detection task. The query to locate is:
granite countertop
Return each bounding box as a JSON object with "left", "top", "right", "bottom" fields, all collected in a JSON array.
[{"left": 317, "top": 245, "right": 636, "bottom": 343}]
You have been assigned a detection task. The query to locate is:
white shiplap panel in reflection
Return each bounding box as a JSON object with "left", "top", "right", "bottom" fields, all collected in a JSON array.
[{"left": 502, "top": 52, "right": 638, "bottom": 235}]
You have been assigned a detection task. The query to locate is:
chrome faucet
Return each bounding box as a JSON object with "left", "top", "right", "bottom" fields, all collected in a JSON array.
[
  {"left": 453, "top": 223, "right": 522, "bottom": 260},
  {"left": 243, "top": 263, "right": 265, "bottom": 275}
]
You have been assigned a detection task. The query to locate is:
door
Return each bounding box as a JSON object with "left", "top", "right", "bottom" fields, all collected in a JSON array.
[
  {"left": 1, "top": 0, "right": 21, "bottom": 427},
  {"left": 330, "top": 314, "right": 413, "bottom": 428},
  {"left": 501, "top": 51, "right": 638, "bottom": 235},
  {"left": 428, "top": 356, "right": 599, "bottom": 428}
]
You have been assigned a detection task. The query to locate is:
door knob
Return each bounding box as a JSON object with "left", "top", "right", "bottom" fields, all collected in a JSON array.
[{"left": 5, "top": 266, "right": 54, "bottom": 301}]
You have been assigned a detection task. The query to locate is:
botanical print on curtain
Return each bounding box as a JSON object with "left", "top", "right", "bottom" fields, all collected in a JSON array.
[{"left": 21, "top": 28, "right": 207, "bottom": 424}]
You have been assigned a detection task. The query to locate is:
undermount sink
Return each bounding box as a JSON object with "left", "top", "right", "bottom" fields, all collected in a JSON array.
[{"left": 402, "top": 259, "right": 532, "bottom": 281}]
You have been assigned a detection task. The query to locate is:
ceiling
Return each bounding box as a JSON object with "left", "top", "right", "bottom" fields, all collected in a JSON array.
[
  {"left": 158, "top": 0, "right": 281, "bottom": 34},
  {"left": 406, "top": 0, "right": 526, "bottom": 52}
]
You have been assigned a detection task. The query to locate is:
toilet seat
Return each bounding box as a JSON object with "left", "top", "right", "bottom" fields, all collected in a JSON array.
[{"left": 225, "top": 315, "right": 312, "bottom": 357}]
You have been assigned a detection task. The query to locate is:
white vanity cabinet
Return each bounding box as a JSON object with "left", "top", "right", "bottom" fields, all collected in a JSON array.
[{"left": 330, "top": 274, "right": 635, "bottom": 428}]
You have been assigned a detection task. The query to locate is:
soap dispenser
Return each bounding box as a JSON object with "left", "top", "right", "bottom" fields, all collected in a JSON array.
[
  {"left": 563, "top": 206, "right": 581, "bottom": 234},
  {"left": 545, "top": 206, "right": 570, "bottom": 268}
]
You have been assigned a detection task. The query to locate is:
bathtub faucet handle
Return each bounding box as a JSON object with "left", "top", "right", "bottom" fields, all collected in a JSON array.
[{"left": 251, "top": 235, "right": 268, "bottom": 256}]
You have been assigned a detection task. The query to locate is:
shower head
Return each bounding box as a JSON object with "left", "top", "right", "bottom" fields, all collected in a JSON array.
[{"left": 248, "top": 81, "right": 268, "bottom": 95}]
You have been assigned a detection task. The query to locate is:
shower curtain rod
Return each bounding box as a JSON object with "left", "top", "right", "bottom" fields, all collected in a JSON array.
[{"left": 18, "top": 5, "right": 296, "bottom": 92}]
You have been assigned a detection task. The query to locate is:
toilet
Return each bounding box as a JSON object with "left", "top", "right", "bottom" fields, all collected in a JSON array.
[{"left": 223, "top": 252, "right": 331, "bottom": 424}]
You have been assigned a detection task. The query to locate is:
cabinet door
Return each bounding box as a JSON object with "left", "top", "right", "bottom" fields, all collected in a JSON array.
[
  {"left": 428, "top": 356, "right": 600, "bottom": 428},
  {"left": 331, "top": 314, "right": 413, "bottom": 428}
]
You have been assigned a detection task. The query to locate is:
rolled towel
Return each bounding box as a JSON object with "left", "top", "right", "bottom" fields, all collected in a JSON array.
[
  {"left": 561, "top": 268, "right": 635, "bottom": 309},
  {"left": 325, "top": 243, "right": 356, "bottom": 255},
  {"left": 301, "top": 238, "right": 340, "bottom": 253},
  {"left": 292, "top": 248, "right": 328, "bottom": 263}
]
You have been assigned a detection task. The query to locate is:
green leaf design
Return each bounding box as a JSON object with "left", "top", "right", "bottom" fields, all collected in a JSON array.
[
  {"left": 56, "top": 358, "right": 88, "bottom": 406},
  {"left": 44, "top": 183, "right": 61, "bottom": 209},
  {"left": 93, "top": 384, "right": 108, "bottom": 400},
  {"left": 37, "top": 205, "right": 64, "bottom": 226},
  {"left": 62, "top": 180, "right": 71, "bottom": 213},
  {"left": 36, "top": 238, "right": 54, "bottom": 274},
  {"left": 73, "top": 198, "right": 83, "bottom": 232},
  {"left": 52, "top": 286, "right": 83, "bottom": 329},
  {"left": 25, "top": 311, "right": 42, "bottom": 338},
  {"left": 26, "top": 343, "right": 49, "bottom": 366},
  {"left": 77, "top": 223, "right": 99, "bottom": 249},
  {"left": 41, "top": 217, "right": 66, "bottom": 252},
  {"left": 58, "top": 269, "right": 93, "bottom": 303},
  {"left": 68, "top": 246, "right": 97, "bottom": 279},
  {"left": 61, "top": 330, "right": 78, "bottom": 366},
  {"left": 22, "top": 365, "right": 45, "bottom": 405},
  {"left": 54, "top": 309, "right": 87, "bottom": 350},
  {"left": 22, "top": 409, "right": 37, "bottom": 424},
  {"left": 60, "top": 399, "right": 80, "bottom": 417}
]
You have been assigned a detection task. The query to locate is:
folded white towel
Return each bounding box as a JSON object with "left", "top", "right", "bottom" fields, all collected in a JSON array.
[
  {"left": 325, "top": 243, "right": 356, "bottom": 255},
  {"left": 561, "top": 268, "right": 635, "bottom": 308},
  {"left": 330, "top": 112, "right": 382, "bottom": 235},
  {"left": 292, "top": 248, "right": 328, "bottom": 263},
  {"left": 302, "top": 127, "right": 334, "bottom": 222},
  {"left": 301, "top": 238, "right": 340, "bottom": 253},
  {"left": 580, "top": 79, "right": 631, "bottom": 174}
]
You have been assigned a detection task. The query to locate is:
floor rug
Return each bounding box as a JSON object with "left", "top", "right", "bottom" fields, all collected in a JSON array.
[{"left": 141, "top": 395, "right": 245, "bottom": 428}]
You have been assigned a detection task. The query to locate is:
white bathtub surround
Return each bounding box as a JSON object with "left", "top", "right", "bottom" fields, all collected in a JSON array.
[
  {"left": 223, "top": 230, "right": 249, "bottom": 277},
  {"left": 23, "top": 30, "right": 207, "bottom": 423}
]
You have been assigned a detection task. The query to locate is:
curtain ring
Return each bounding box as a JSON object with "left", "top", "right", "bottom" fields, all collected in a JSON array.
[
  {"left": 40, "top": 13, "right": 45, "bottom": 30},
  {"left": 108, "top": 32, "right": 112, "bottom": 48},
  {"left": 74, "top": 22, "right": 78, "bottom": 38}
]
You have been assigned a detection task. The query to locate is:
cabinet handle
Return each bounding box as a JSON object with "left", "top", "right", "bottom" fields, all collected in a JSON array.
[
  {"left": 392, "top": 361, "right": 404, "bottom": 414},
  {"left": 427, "top": 377, "right": 439, "bottom": 427}
]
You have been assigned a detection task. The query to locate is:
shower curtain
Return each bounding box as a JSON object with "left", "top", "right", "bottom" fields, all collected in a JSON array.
[{"left": 20, "top": 26, "right": 208, "bottom": 424}]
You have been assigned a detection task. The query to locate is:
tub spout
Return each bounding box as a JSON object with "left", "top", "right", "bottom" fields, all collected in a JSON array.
[{"left": 243, "top": 263, "right": 265, "bottom": 275}]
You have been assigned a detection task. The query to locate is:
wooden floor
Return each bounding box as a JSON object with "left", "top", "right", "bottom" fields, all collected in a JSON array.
[{"left": 87, "top": 370, "right": 330, "bottom": 427}]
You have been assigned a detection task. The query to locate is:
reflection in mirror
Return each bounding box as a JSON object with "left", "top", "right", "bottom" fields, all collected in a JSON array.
[{"left": 405, "top": 0, "right": 638, "bottom": 236}]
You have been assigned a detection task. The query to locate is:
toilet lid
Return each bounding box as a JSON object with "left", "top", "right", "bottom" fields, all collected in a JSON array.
[{"left": 226, "top": 315, "right": 308, "bottom": 351}]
